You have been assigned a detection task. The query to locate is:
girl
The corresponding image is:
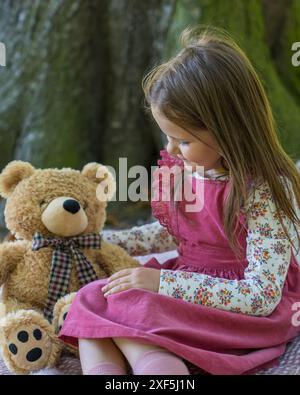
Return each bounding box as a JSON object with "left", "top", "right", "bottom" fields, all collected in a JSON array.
[{"left": 59, "top": 26, "right": 300, "bottom": 375}]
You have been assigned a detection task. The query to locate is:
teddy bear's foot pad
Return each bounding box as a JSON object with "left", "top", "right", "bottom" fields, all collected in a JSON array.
[
  {"left": 0, "top": 310, "right": 61, "bottom": 374},
  {"left": 8, "top": 326, "right": 45, "bottom": 361},
  {"left": 6, "top": 323, "right": 52, "bottom": 371}
]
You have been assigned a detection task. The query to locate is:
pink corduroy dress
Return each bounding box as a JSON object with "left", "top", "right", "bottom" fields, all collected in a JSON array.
[{"left": 59, "top": 151, "right": 300, "bottom": 375}]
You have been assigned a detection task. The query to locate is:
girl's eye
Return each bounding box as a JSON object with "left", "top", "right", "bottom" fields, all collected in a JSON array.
[{"left": 179, "top": 141, "right": 190, "bottom": 146}]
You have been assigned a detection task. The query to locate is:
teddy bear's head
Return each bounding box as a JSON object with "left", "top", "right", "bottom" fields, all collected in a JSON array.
[{"left": 0, "top": 161, "right": 116, "bottom": 240}]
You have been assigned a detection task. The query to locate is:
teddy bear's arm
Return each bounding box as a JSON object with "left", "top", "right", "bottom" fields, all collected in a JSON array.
[
  {"left": 0, "top": 240, "right": 27, "bottom": 285},
  {"left": 95, "top": 241, "right": 140, "bottom": 276}
]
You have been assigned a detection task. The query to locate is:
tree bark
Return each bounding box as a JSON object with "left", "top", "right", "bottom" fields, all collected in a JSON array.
[
  {"left": 0, "top": 0, "right": 175, "bottom": 171},
  {"left": 263, "top": 0, "right": 300, "bottom": 105},
  {"left": 0, "top": 0, "right": 176, "bottom": 236}
]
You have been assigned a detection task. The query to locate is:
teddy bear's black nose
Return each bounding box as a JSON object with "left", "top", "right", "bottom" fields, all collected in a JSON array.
[{"left": 63, "top": 199, "right": 81, "bottom": 214}]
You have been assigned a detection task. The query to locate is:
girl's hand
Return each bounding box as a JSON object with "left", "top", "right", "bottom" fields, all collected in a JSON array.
[{"left": 101, "top": 267, "right": 161, "bottom": 297}]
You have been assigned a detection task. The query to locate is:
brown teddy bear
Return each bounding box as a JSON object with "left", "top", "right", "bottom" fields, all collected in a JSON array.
[{"left": 0, "top": 161, "right": 140, "bottom": 374}]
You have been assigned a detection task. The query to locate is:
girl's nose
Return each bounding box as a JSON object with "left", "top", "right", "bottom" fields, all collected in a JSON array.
[{"left": 166, "top": 141, "right": 180, "bottom": 156}]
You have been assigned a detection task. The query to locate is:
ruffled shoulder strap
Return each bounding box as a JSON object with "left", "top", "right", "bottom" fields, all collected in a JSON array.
[
  {"left": 151, "top": 150, "right": 184, "bottom": 235},
  {"left": 157, "top": 149, "right": 184, "bottom": 169}
]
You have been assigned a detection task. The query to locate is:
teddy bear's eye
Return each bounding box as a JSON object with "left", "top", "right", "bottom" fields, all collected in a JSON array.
[{"left": 39, "top": 200, "right": 47, "bottom": 207}]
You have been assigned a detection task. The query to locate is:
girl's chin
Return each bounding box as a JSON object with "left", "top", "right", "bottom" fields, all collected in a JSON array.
[{"left": 183, "top": 160, "right": 201, "bottom": 169}]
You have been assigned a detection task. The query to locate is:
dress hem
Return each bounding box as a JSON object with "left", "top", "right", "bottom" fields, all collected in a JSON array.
[{"left": 58, "top": 322, "right": 283, "bottom": 375}]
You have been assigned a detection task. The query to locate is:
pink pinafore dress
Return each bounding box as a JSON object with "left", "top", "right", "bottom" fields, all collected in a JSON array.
[{"left": 59, "top": 150, "right": 300, "bottom": 375}]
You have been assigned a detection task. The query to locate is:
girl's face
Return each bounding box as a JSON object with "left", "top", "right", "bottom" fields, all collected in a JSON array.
[{"left": 151, "top": 106, "right": 224, "bottom": 172}]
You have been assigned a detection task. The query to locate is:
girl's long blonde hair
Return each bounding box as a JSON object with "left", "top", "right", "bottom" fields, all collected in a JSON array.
[{"left": 142, "top": 25, "right": 300, "bottom": 258}]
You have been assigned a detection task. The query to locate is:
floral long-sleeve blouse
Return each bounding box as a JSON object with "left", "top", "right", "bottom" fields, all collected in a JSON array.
[{"left": 102, "top": 171, "right": 300, "bottom": 317}]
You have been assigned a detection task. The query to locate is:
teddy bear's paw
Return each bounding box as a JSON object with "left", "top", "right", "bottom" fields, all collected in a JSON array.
[
  {"left": 52, "top": 293, "right": 78, "bottom": 356},
  {"left": 52, "top": 292, "right": 76, "bottom": 334},
  {"left": 0, "top": 310, "right": 61, "bottom": 375}
]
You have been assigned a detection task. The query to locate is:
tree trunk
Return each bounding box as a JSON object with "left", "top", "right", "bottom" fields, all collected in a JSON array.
[
  {"left": 0, "top": 0, "right": 175, "bottom": 170},
  {"left": 263, "top": 0, "right": 300, "bottom": 105},
  {"left": 0, "top": 0, "right": 176, "bottom": 236}
]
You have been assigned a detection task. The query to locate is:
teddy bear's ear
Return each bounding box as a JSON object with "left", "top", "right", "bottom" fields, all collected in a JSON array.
[
  {"left": 82, "top": 162, "right": 116, "bottom": 202},
  {"left": 0, "top": 161, "right": 35, "bottom": 198}
]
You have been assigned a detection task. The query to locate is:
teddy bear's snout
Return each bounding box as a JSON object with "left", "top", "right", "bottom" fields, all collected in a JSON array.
[
  {"left": 63, "top": 199, "right": 81, "bottom": 214},
  {"left": 41, "top": 196, "right": 88, "bottom": 237}
]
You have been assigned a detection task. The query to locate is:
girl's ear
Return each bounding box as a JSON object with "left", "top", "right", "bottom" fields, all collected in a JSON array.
[
  {"left": 81, "top": 163, "right": 116, "bottom": 202},
  {"left": 0, "top": 161, "right": 35, "bottom": 198}
]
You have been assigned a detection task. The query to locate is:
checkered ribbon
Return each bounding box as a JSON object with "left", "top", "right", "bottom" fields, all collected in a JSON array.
[{"left": 32, "top": 232, "right": 101, "bottom": 322}]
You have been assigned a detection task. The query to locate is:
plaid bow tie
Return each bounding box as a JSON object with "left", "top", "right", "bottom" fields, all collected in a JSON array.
[{"left": 32, "top": 232, "right": 101, "bottom": 322}]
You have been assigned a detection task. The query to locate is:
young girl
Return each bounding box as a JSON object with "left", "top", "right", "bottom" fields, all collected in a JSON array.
[{"left": 59, "top": 26, "right": 300, "bottom": 375}]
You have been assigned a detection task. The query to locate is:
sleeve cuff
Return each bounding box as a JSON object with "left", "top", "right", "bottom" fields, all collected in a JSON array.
[{"left": 158, "top": 269, "right": 174, "bottom": 296}]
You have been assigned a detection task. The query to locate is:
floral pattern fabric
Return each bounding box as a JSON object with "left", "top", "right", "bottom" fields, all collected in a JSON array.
[{"left": 102, "top": 220, "right": 178, "bottom": 256}]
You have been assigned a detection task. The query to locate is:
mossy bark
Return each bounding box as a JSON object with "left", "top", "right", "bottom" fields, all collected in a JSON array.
[
  {"left": 263, "top": 0, "right": 300, "bottom": 105},
  {"left": 0, "top": 0, "right": 175, "bottom": 171},
  {"left": 0, "top": 0, "right": 176, "bottom": 235}
]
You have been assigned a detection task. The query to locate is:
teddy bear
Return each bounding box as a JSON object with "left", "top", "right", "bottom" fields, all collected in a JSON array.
[{"left": 0, "top": 161, "right": 140, "bottom": 374}]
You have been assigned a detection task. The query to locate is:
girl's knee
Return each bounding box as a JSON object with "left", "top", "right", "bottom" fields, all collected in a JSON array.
[
  {"left": 112, "top": 337, "right": 166, "bottom": 366},
  {"left": 113, "top": 337, "right": 163, "bottom": 352},
  {"left": 79, "top": 337, "right": 128, "bottom": 373}
]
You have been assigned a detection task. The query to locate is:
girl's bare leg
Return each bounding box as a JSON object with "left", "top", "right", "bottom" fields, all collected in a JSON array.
[{"left": 79, "top": 338, "right": 128, "bottom": 375}]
